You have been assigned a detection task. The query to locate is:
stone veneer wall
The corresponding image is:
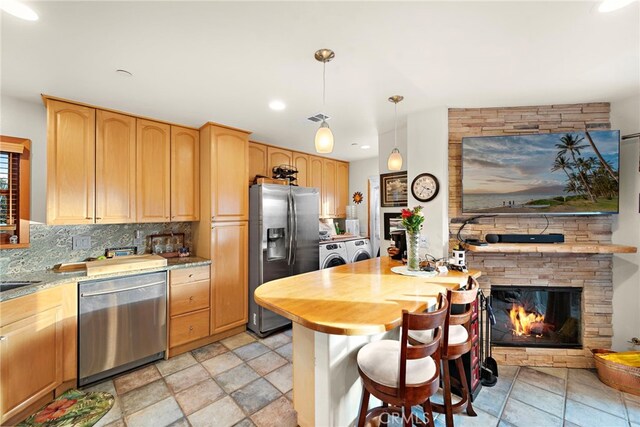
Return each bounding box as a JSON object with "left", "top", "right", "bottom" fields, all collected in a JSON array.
[
  {"left": 0, "top": 222, "right": 192, "bottom": 274},
  {"left": 448, "top": 103, "right": 613, "bottom": 368}
]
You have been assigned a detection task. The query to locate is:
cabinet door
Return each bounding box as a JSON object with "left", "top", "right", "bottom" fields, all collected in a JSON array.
[
  {"left": 137, "top": 119, "right": 171, "bottom": 222},
  {"left": 336, "top": 161, "right": 349, "bottom": 218},
  {"left": 96, "top": 110, "right": 136, "bottom": 223},
  {"left": 210, "top": 222, "right": 248, "bottom": 333},
  {"left": 171, "top": 126, "right": 200, "bottom": 221},
  {"left": 292, "top": 152, "right": 310, "bottom": 187},
  {"left": 208, "top": 126, "right": 249, "bottom": 221},
  {"left": 0, "top": 306, "right": 63, "bottom": 423},
  {"left": 322, "top": 159, "right": 337, "bottom": 218},
  {"left": 248, "top": 142, "right": 268, "bottom": 184},
  {"left": 267, "top": 147, "right": 293, "bottom": 177},
  {"left": 309, "top": 156, "right": 323, "bottom": 214},
  {"left": 46, "top": 100, "right": 95, "bottom": 225}
]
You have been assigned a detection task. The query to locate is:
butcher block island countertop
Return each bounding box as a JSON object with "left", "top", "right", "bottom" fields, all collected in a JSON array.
[{"left": 255, "top": 256, "right": 481, "bottom": 336}]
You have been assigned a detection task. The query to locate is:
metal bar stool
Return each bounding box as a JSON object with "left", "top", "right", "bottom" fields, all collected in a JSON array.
[
  {"left": 409, "top": 276, "right": 479, "bottom": 427},
  {"left": 356, "top": 294, "right": 448, "bottom": 427}
]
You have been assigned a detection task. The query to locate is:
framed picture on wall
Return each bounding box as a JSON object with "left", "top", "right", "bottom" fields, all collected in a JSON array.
[
  {"left": 383, "top": 212, "right": 405, "bottom": 240},
  {"left": 380, "top": 171, "right": 408, "bottom": 207}
]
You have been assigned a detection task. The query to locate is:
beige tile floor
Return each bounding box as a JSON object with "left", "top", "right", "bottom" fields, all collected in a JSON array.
[{"left": 84, "top": 330, "right": 640, "bottom": 427}]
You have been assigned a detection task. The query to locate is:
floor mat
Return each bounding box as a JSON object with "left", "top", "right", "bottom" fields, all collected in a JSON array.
[{"left": 18, "top": 389, "right": 114, "bottom": 427}]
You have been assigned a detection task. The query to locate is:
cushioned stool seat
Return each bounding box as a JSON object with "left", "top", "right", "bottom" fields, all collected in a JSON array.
[
  {"left": 409, "top": 325, "right": 468, "bottom": 346},
  {"left": 357, "top": 340, "right": 436, "bottom": 388}
]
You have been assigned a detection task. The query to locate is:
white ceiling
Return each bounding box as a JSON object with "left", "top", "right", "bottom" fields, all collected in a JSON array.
[{"left": 2, "top": 1, "right": 638, "bottom": 161}]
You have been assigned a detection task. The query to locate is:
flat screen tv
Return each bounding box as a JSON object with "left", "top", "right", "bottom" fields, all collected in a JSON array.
[{"left": 462, "top": 130, "right": 620, "bottom": 215}]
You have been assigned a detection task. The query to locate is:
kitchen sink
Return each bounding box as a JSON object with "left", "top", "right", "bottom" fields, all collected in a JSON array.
[{"left": 0, "top": 281, "right": 42, "bottom": 292}]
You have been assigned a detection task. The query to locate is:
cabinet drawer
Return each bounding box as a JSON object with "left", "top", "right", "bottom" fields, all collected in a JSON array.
[
  {"left": 170, "top": 309, "right": 210, "bottom": 348},
  {"left": 170, "top": 280, "right": 210, "bottom": 316},
  {"left": 170, "top": 266, "right": 210, "bottom": 285}
]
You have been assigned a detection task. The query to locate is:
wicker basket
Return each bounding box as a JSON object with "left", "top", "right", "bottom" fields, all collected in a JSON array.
[{"left": 592, "top": 349, "right": 640, "bottom": 396}]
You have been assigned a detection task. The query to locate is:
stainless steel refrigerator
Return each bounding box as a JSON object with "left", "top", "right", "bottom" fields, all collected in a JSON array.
[{"left": 248, "top": 184, "right": 319, "bottom": 337}]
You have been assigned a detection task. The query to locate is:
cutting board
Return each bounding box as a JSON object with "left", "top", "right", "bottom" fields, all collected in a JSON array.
[{"left": 85, "top": 254, "right": 167, "bottom": 276}]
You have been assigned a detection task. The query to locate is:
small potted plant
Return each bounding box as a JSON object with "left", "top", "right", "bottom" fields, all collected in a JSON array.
[{"left": 401, "top": 206, "right": 425, "bottom": 271}]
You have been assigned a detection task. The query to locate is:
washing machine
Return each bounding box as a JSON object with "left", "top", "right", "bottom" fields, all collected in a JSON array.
[
  {"left": 319, "top": 242, "right": 349, "bottom": 269},
  {"left": 345, "top": 238, "right": 372, "bottom": 263}
]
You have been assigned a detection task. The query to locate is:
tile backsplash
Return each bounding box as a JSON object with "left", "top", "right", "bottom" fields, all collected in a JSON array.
[{"left": 0, "top": 222, "right": 192, "bottom": 274}]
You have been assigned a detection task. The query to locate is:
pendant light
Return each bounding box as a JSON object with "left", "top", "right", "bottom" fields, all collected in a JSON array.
[
  {"left": 387, "top": 95, "right": 404, "bottom": 171},
  {"left": 314, "top": 49, "right": 335, "bottom": 154}
]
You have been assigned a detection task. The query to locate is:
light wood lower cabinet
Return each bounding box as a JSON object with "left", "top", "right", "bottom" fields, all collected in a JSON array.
[
  {"left": 0, "top": 284, "right": 77, "bottom": 425},
  {"left": 210, "top": 221, "right": 248, "bottom": 334},
  {"left": 169, "top": 266, "right": 211, "bottom": 350},
  {"left": 169, "top": 309, "right": 210, "bottom": 348}
]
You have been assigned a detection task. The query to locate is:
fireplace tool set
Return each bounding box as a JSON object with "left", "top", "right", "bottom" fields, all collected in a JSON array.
[{"left": 479, "top": 290, "right": 499, "bottom": 387}]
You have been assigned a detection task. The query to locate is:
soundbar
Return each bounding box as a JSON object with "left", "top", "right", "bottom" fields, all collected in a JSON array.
[{"left": 485, "top": 233, "right": 565, "bottom": 244}]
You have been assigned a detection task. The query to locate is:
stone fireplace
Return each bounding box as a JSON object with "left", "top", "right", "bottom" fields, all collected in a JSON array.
[{"left": 448, "top": 103, "right": 614, "bottom": 368}]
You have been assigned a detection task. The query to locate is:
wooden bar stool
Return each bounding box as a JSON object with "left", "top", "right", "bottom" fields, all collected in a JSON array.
[
  {"left": 356, "top": 294, "right": 448, "bottom": 427},
  {"left": 409, "top": 276, "right": 479, "bottom": 427}
]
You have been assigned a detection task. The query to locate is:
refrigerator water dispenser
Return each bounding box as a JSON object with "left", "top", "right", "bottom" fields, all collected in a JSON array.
[{"left": 267, "top": 227, "right": 286, "bottom": 260}]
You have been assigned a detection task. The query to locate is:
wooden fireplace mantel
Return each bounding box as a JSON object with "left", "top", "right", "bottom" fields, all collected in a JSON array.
[{"left": 464, "top": 242, "right": 637, "bottom": 254}]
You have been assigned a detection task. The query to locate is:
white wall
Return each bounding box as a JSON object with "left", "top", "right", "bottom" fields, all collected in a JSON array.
[
  {"left": 407, "top": 107, "right": 450, "bottom": 260},
  {"left": 378, "top": 126, "right": 407, "bottom": 255},
  {"left": 347, "top": 157, "right": 378, "bottom": 238},
  {"left": 611, "top": 95, "right": 640, "bottom": 351},
  {"left": 1, "top": 95, "right": 47, "bottom": 224}
]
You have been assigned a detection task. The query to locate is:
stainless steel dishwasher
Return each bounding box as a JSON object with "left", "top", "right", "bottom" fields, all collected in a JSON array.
[{"left": 78, "top": 271, "right": 167, "bottom": 386}]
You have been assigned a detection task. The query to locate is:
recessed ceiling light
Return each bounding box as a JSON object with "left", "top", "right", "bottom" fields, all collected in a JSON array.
[
  {"left": 116, "top": 69, "right": 133, "bottom": 77},
  {"left": 1, "top": 0, "right": 38, "bottom": 21},
  {"left": 598, "top": 0, "right": 636, "bottom": 12},
  {"left": 269, "top": 100, "right": 286, "bottom": 111},
  {"left": 361, "top": 145, "right": 371, "bottom": 150}
]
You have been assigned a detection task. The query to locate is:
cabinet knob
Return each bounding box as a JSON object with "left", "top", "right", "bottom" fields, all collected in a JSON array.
[
  {"left": 189, "top": 326, "right": 193, "bottom": 332},
  {"left": 189, "top": 274, "right": 194, "bottom": 278},
  {"left": 0, "top": 336, "right": 6, "bottom": 341},
  {"left": 189, "top": 296, "right": 194, "bottom": 301},
  {"left": 96, "top": 217, "right": 102, "bottom": 220},
  {"left": 85, "top": 217, "right": 92, "bottom": 220}
]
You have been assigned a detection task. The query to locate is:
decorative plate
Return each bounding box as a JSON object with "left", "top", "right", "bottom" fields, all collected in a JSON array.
[{"left": 391, "top": 266, "right": 438, "bottom": 277}]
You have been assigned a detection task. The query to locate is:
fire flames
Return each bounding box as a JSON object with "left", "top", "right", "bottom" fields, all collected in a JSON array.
[{"left": 509, "top": 304, "right": 545, "bottom": 337}]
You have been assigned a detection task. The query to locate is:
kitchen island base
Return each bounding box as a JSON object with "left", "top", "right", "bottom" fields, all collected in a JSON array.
[{"left": 293, "top": 323, "right": 398, "bottom": 427}]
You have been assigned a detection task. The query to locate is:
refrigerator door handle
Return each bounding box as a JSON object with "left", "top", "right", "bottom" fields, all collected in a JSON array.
[
  {"left": 287, "top": 192, "right": 294, "bottom": 265},
  {"left": 291, "top": 193, "right": 298, "bottom": 266}
]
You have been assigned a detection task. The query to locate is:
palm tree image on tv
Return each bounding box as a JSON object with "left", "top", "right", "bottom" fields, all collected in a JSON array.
[{"left": 462, "top": 130, "right": 619, "bottom": 214}]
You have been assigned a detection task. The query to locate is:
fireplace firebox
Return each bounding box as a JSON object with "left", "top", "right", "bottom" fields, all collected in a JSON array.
[{"left": 491, "top": 286, "right": 582, "bottom": 348}]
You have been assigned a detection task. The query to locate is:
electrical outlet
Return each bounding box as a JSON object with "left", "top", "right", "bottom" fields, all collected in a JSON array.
[
  {"left": 72, "top": 235, "right": 91, "bottom": 250},
  {"left": 419, "top": 235, "right": 429, "bottom": 248}
]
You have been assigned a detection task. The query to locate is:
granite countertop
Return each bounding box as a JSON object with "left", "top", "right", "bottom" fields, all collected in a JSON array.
[{"left": 0, "top": 256, "right": 211, "bottom": 302}]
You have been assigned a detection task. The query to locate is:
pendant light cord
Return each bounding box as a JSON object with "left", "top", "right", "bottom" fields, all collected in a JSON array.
[
  {"left": 394, "top": 101, "right": 398, "bottom": 148},
  {"left": 322, "top": 61, "right": 326, "bottom": 112}
]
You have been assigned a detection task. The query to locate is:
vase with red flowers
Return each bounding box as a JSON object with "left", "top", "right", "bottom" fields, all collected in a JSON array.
[{"left": 401, "top": 206, "right": 425, "bottom": 271}]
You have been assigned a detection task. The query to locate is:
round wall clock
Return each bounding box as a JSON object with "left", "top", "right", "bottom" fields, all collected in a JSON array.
[{"left": 411, "top": 173, "right": 440, "bottom": 202}]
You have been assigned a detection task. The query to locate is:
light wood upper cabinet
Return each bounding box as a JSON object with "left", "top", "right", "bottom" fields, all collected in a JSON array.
[
  {"left": 248, "top": 142, "right": 268, "bottom": 184},
  {"left": 336, "top": 161, "right": 349, "bottom": 218},
  {"left": 210, "top": 221, "right": 248, "bottom": 333},
  {"left": 46, "top": 100, "right": 96, "bottom": 225},
  {"left": 201, "top": 124, "right": 249, "bottom": 222},
  {"left": 309, "top": 156, "right": 324, "bottom": 213},
  {"left": 293, "top": 152, "right": 310, "bottom": 187},
  {"left": 0, "top": 284, "right": 75, "bottom": 426},
  {"left": 136, "top": 119, "right": 171, "bottom": 222},
  {"left": 171, "top": 126, "right": 200, "bottom": 221},
  {"left": 322, "top": 159, "right": 337, "bottom": 218},
  {"left": 96, "top": 111, "right": 136, "bottom": 223},
  {"left": 267, "top": 147, "right": 293, "bottom": 177}
]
